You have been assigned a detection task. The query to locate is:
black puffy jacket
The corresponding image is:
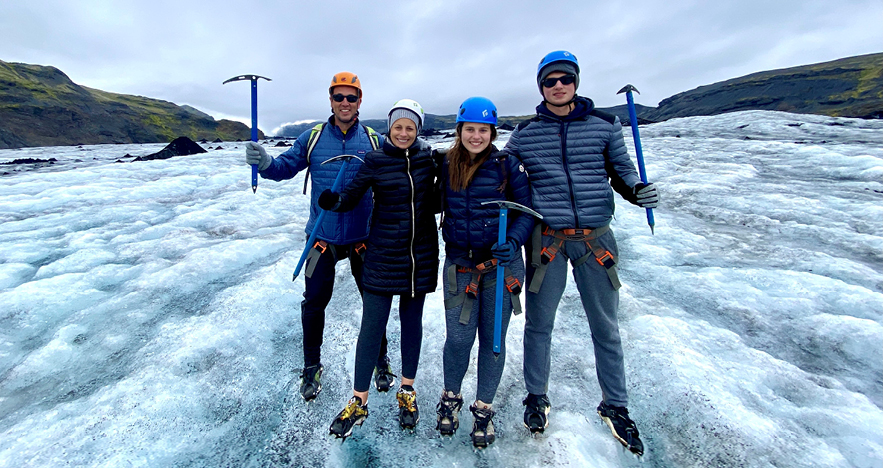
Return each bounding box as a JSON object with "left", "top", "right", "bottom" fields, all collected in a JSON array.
[
  {"left": 334, "top": 138, "right": 439, "bottom": 296},
  {"left": 441, "top": 146, "right": 534, "bottom": 266}
]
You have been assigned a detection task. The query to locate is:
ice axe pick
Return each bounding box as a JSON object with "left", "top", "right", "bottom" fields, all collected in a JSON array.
[
  {"left": 223, "top": 74, "right": 271, "bottom": 193},
  {"left": 481, "top": 200, "right": 543, "bottom": 356}
]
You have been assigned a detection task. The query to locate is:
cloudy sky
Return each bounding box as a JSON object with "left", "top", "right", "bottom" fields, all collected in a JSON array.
[{"left": 2, "top": 0, "right": 880, "bottom": 135}]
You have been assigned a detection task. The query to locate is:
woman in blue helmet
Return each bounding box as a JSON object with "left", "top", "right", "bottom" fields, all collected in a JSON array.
[{"left": 434, "top": 97, "right": 537, "bottom": 447}]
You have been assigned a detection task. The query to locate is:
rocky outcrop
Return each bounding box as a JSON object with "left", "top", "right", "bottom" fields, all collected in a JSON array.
[{"left": 132, "top": 137, "right": 207, "bottom": 161}]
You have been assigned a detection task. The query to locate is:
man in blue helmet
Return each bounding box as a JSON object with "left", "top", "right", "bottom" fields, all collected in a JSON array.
[{"left": 504, "top": 51, "right": 658, "bottom": 456}]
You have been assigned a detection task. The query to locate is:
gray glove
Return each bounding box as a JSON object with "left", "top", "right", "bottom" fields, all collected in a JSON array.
[
  {"left": 633, "top": 182, "right": 659, "bottom": 208},
  {"left": 245, "top": 141, "right": 271, "bottom": 171}
]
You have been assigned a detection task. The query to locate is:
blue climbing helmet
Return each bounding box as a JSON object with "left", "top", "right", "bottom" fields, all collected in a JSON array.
[
  {"left": 536, "top": 50, "right": 580, "bottom": 92},
  {"left": 456, "top": 97, "right": 498, "bottom": 125}
]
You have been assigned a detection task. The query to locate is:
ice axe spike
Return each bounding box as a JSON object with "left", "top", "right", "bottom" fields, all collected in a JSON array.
[
  {"left": 292, "top": 154, "right": 362, "bottom": 282},
  {"left": 224, "top": 74, "right": 271, "bottom": 193},
  {"left": 617, "top": 84, "right": 656, "bottom": 234},
  {"left": 481, "top": 200, "right": 543, "bottom": 356}
]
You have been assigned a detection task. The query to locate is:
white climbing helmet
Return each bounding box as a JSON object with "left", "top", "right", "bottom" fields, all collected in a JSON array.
[{"left": 388, "top": 98, "right": 425, "bottom": 130}]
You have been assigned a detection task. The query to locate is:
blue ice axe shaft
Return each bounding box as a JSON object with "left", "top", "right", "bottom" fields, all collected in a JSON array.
[
  {"left": 617, "top": 84, "right": 655, "bottom": 234},
  {"left": 223, "top": 74, "right": 271, "bottom": 193},
  {"left": 481, "top": 200, "right": 543, "bottom": 355},
  {"left": 292, "top": 154, "right": 360, "bottom": 281}
]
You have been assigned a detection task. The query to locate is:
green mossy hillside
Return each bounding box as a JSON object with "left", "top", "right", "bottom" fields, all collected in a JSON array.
[{"left": 0, "top": 60, "right": 261, "bottom": 149}]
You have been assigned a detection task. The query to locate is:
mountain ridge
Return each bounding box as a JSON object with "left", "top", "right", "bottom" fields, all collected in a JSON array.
[{"left": 2, "top": 53, "right": 881, "bottom": 148}]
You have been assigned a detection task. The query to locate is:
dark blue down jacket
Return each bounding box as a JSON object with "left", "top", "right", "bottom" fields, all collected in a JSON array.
[
  {"left": 504, "top": 96, "right": 641, "bottom": 229},
  {"left": 258, "top": 116, "right": 381, "bottom": 244},
  {"left": 441, "top": 146, "right": 535, "bottom": 266}
]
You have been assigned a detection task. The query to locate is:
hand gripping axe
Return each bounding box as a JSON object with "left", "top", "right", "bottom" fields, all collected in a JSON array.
[
  {"left": 481, "top": 200, "right": 543, "bottom": 356},
  {"left": 223, "top": 74, "right": 271, "bottom": 193}
]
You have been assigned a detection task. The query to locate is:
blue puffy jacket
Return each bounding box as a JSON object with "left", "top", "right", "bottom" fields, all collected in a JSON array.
[
  {"left": 259, "top": 116, "right": 382, "bottom": 244},
  {"left": 504, "top": 96, "right": 641, "bottom": 229},
  {"left": 441, "top": 146, "right": 534, "bottom": 265}
]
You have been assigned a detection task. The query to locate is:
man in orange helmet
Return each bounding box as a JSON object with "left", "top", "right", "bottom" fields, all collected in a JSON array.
[{"left": 245, "top": 72, "right": 393, "bottom": 401}]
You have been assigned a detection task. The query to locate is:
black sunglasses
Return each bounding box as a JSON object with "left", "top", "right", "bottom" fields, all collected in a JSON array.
[
  {"left": 541, "top": 74, "right": 576, "bottom": 88},
  {"left": 332, "top": 94, "right": 359, "bottom": 103}
]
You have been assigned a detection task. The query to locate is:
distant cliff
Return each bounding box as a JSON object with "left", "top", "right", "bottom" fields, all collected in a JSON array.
[
  {"left": 644, "top": 53, "right": 883, "bottom": 122},
  {"left": 0, "top": 60, "right": 262, "bottom": 149}
]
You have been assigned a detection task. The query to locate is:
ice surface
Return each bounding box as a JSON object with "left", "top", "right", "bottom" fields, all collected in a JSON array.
[{"left": 1, "top": 110, "right": 881, "bottom": 467}]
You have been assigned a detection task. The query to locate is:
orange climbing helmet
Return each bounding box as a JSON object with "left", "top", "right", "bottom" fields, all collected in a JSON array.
[{"left": 329, "top": 72, "right": 362, "bottom": 97}]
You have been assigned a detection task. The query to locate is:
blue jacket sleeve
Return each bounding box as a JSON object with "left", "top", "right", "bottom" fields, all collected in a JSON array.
[{"left": 259, "top": 131, "right": 311, "bottom": 181}]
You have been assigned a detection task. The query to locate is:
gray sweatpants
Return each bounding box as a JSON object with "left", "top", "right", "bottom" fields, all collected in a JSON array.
[
  {"left": 442, "top": 253, "right": 525, "bottom": 404},
  {"left": 523, "top": 229, "right": 628, "bottom": 407}
]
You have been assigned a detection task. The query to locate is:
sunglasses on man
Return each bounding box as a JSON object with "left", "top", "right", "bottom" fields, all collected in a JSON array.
[
  {"left": 541, "top": 74, "right": 576, "bottom": 88},
  {"left": 332, "top": 94, "right": 359, "bottom": 103}
]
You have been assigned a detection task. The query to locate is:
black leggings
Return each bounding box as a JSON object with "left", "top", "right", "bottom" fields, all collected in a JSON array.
[{"left": 353, "top": 291, "right": 425, "bottom": 393}]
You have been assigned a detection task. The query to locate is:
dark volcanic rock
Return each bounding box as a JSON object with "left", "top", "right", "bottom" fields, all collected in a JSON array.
[
  {"left": 1, "top": 157, "right": 58, "bottom": 165},
  {"left": 133, "top": 137, "right": 207, "bottom": 162}
]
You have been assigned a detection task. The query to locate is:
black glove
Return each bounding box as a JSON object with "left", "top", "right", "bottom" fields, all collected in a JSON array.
[
  {"left": 491, "top": 238, "right": 518, "bottom": 265},
  {"left": 318, "top": 189, "right": 340, "bottom": 210},
  {"left": 633, "top": 182, "right": 659, "bottom": 208}
]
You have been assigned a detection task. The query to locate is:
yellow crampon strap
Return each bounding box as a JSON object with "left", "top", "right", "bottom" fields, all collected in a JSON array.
[{"left": 528, "top": 224, "right": 620, "bottom": 293}]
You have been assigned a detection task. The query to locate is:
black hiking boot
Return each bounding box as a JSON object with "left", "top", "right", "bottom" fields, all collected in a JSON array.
[
  {"left": 329, "top": 396, "right": 368, "bottom": 439},
  {"left": 299, "top": 363, "right": 323, "bottom": 401},
  {"left": 435, "top": 390, "right": 463, "bottom": 436},
  {"left": 597, "top": 402, "right": 644, "bottom": 456},
  {"left": 374, "top": 358, "right": 397, "bottom": 393},
  {"left": 522, "top": 393, "right": 551, "bottom": 433},
  {"left": 397, "top": 386, "right": 419, "bottom": 429},
  {"left": 469, "top": 402, "right": 496, "bottom": 448}
]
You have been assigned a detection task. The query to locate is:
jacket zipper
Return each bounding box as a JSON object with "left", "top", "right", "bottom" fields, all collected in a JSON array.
[
  {"left": 406, "top": 149, "right": 416, "bottom": 298},
  {"left": 560, "top": 121, "right": 580, "bottom": 227}
]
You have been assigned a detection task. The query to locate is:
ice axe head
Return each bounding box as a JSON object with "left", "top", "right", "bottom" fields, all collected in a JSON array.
[
  {"left": 480, "top": 200, "right": 543, "bottom": 219},
  {"left": 321, "top": 154, "right": 364, "bottom": 165},
  {"left": 617, "top": 84, "right": 640, "bottom": 95},
  {"left": 223, "top": 75, "right": 272, "bottom": 85}
]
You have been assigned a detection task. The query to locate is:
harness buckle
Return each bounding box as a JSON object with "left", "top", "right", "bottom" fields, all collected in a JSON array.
[
  {"left": 505, "top": 276, "right": 522, "bottom": 295},
  {"left": 313, "top": 240, "right": 328, "bottom": 254},
  {"left": 475, "top": 259, "right": 497, "bottom": 272},
  {"left": 596, "top": 250, "right": 615, "bottom": 269},
  {"left": 354, "top": 242, "right": 367, "bottom": 255},
  {"left": 540, "top": 245, "right": 558, "bottom": 264},
  {"left": 465, "top": 282, "right": 479, "bottom": 299}
]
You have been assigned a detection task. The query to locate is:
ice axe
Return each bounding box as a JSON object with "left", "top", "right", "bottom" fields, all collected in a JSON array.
[
  {"left": 481, "top": 200, "right": 543, "bottom": 356},
  {"left": 223, "top": 74, "right": 271, "bottom": 193},
  {"left": 617, "top": 84, "right": 656, "bottom": 234},
  {"left": 292, "top": 154, "right": 365, "bottom": 281}
]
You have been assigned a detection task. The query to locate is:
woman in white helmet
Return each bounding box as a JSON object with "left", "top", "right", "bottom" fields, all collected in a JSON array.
[{"left": 319, "top": 99, "right": 440, "bottom": 438}]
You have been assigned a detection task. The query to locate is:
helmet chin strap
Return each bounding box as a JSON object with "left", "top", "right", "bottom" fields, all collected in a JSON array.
[{"left": 543, "top": 98, "right": 575, "bottom": 113}]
